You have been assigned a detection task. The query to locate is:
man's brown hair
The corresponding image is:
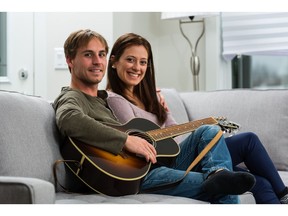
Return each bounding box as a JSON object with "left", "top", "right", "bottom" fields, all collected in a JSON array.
[{"left": 64, "top": 29, "right": 109, "bottom": 71}]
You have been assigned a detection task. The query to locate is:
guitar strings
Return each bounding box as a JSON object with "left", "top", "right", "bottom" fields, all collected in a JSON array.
[{"left": 128, "top": 131, "right": 154, "bottom": 144}]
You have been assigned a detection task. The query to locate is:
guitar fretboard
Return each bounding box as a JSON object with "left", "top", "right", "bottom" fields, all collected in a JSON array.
[{"left": 147, "top": 117, "right": 217, "bottom": 141}]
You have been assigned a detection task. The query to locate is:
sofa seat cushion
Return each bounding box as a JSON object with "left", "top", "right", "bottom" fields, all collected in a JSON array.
[
  {"left": 279, "top": 171, "right": 288, "bottom": 186},
  {"left": 55, "top": 193, "right": 207, "bottom": 204}
]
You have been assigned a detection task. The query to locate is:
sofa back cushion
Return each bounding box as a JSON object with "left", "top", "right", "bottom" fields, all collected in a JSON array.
[
  {"left": 161, "top": 88, "right": 190, "bottom": 142},
  {"left": 180, "top": 89, "right": 288, "bottom": 171},
  {"left": 0, "top": 91, "right": 66, "bottom": 186},
  {"left": 161, "top": 88, "right": 189, "bottom": 124}
]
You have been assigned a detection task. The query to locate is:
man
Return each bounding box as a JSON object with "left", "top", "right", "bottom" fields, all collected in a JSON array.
[{"left": 53, "top": 29, "right": 255, "bottom": 204}]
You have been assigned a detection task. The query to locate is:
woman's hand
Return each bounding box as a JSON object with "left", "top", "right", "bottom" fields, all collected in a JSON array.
[{"left": 156, "top": 88, "right": 169, "bottom": 112}]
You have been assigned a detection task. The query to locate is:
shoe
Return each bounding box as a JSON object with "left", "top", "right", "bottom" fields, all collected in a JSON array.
[
  {"left": 280, "top": 193, "right": 288, "bottom": 204},
  {"left": 202, "top": 169, "right": 256, "bottom": 195}
]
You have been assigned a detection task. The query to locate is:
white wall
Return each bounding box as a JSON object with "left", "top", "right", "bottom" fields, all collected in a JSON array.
[
  {"left": 205, "top": 15, "right": 232, "bottom": 90},
  {"left": 42, "top": 12, "right": 113, "bottom": 100},
  {"left": 112, "top": 12, "right": 226, "bottom": 93},
  {"left": 157, "top": 15, "right": 207, "bottom": 91},
  {"left": 43, "top": 11, "right": 218, "bottom": 101},
  {"left": 3, "top": 12, "right": 229, "bottom": 101}
]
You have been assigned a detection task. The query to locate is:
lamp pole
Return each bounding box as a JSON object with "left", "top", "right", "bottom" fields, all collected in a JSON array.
[{"left": 179, "top": 17, "right": 205, "bottom": 91}]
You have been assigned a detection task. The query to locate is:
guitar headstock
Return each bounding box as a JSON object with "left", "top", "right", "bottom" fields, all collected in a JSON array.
[{"left": 214, "top": 116, "right": 241, "bottom": 136}]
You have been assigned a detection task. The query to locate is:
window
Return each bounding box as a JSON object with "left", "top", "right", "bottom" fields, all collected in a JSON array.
[
  {"left": 222, "top": 12, "right": 288, "bottom": 89},
  {"left": 0, "top": 12, "right": 7, "bottom": 79},
  {"left": 232, "top": 55, "right": 288, "bottom": 89}
]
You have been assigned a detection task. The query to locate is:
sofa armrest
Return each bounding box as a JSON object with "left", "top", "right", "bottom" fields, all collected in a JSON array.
[{"left": 0, "top": 176, "right": 56, "bottom": 204}]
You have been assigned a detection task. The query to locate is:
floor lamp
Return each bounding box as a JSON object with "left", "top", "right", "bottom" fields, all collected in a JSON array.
[
  {"left": 179, "top": 16, "right": 205, "bottom": 91},
  {"left": 161, "top": 12, "right": 218, "bottom": 91}
]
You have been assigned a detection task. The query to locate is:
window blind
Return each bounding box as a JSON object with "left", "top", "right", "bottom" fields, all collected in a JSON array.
[{"left": 221, "top": 12, "right": 288, "bottom": 60}]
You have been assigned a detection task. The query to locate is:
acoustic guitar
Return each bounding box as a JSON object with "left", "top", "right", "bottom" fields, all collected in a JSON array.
[{"left": 60, "top": 116, "right": 239, "bottom": 196}]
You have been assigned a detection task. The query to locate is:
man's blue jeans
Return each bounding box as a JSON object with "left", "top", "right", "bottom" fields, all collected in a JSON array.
[{"left": 141, "top": 125, "right": 239, "bottom": 204}]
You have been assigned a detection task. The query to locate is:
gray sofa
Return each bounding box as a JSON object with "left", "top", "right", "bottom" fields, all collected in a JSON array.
[{"left": 0, "top": 88, "right": 287, "bottom": 204}]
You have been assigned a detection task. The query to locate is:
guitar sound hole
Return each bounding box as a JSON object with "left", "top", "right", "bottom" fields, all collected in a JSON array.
[{"left": 127, "top": 130, "right": 155, "bottom": 147}]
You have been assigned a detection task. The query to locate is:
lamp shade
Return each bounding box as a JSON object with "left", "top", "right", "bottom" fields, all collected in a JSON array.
[{"left": 161, "top": 12, "right": 219, "bottom": 21}]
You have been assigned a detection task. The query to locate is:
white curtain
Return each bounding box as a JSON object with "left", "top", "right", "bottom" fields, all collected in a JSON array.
[{"left": 221, "top": 12, "right": 288, "bottom": 60}]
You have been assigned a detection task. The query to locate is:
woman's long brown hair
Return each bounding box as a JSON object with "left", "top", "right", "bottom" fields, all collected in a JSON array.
[{"left": 106, "top": 33, "right": 167, "bottom": 124}]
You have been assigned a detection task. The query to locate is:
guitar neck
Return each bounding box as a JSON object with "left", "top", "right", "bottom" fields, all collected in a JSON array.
[{"left": 147, "top": 117, "right": 218, "bottom": 141}]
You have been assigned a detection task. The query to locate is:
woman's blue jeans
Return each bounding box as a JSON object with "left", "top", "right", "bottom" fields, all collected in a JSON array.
[
  {"left": 141, "top": 125, "right": 239, "bottom": 204},
  {"left": 225, "top": 132, "right": 286, "bottom": 204}
]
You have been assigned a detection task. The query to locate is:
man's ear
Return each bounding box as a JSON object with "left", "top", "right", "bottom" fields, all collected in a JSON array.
[{"left": 66, "top": 57, "right": 73, "bottom": 68}]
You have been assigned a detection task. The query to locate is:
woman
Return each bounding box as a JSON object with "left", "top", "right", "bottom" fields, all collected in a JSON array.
[{"left": 106, "top": 33, "right": 288, "bottom": 204}]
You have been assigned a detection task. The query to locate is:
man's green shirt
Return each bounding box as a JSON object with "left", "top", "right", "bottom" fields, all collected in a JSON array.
[{"left": 53, "top": 87, "right": 127, "bottom": 155}]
